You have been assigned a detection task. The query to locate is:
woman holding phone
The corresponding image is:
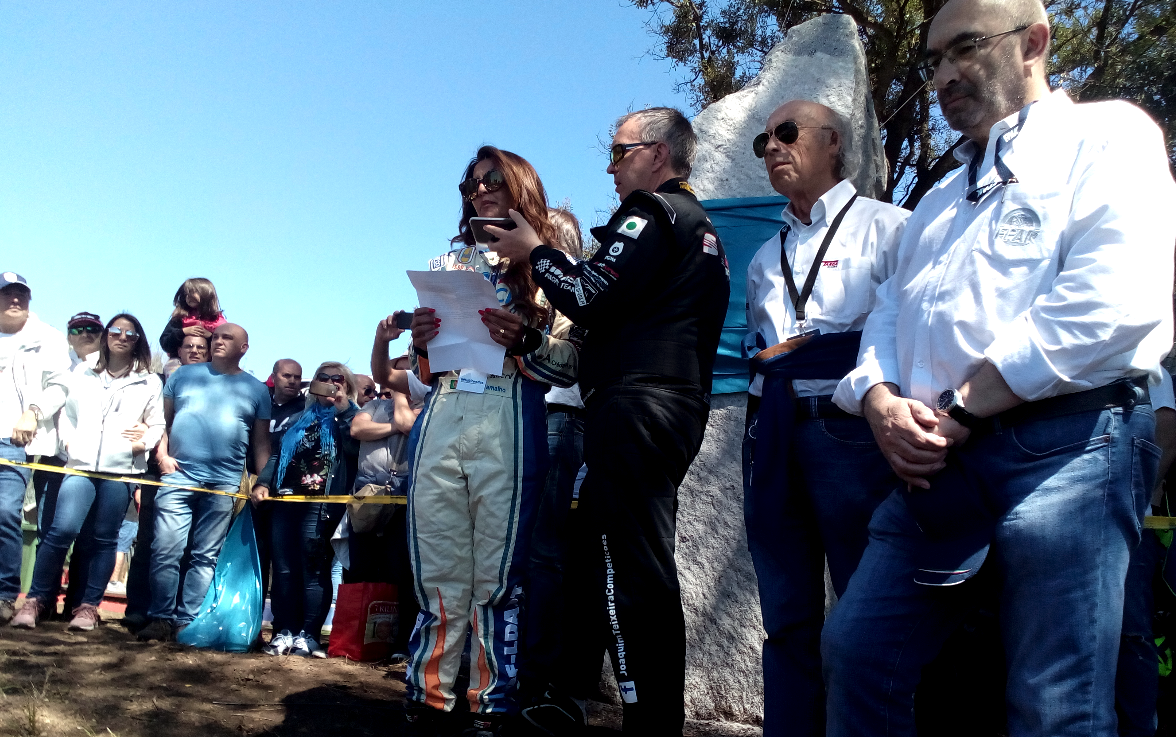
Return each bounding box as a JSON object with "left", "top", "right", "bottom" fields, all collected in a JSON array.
[
  {"left": 13, "top": 314, "right": 164, "bottom": 632},
  {"left": 401, "top": 146, "right": 579, "bottom": 736},
  {"left": 254, "top": 361, "right": 359, "bottom": 658}
]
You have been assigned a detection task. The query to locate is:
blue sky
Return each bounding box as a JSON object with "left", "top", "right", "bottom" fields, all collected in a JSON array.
[{"left": 0, "top": 1, "right": 688, "bottom": 378}]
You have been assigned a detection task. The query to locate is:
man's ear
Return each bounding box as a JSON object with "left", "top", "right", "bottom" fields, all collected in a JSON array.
[
  {"left": 240, "top": 342, "right": 249, "bottom": 355},
  {"left": 1023, "top": 22, "right": 1050, "bottom": 68}
]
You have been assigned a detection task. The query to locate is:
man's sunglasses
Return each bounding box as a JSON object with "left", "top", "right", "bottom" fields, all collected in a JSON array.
[
  {"left": 69, "top": 326, "right": 102, "bottom": 336},
  {"left": 108, "top": 327, "right": 140, "bottom": 339},
  {"left": 459, "top": 169, "right": 506, "bottom": 201},
  {"left": 752, "top": 121, "right": 831, "bottom": 158},
  {"left": 317, "top": 373, "right": 345, "bottom": 383},
  {"left": 361, "top": 386, "right": 377, "bottom": 397},
  {"left": 610, "top": 141, "right": 656, "bottom": 165},
  {"left": 379, "top": 390, "right": 394, "bottom": 399}
]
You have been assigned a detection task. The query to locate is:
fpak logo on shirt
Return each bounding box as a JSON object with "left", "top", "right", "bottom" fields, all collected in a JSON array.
[
  {"left": 995, "top": 208, "right": 1042, "bottom": 247},
  {"left": 616, "top": 216, "right": 648, "bottom": 239}
]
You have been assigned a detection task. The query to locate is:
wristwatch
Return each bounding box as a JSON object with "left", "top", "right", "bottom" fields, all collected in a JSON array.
[
  {"left": 936, "top": 389, "right": 980, "bottom": 429},
  {"left": 28, "top": 404, "right": 43, "bottom": 422}
]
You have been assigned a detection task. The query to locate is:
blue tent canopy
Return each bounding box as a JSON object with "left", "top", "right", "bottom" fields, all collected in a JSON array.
[{"left": 701, "top": 195, "right": 788, "bottom": 395}]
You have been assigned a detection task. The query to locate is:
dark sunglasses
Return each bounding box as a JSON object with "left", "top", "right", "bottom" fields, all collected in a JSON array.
[
  {"left": 108, "top": 326, "right": 140, "bottom": 339},
  {"left": 610, "top": 141, "right": 656, "bottom": 165},
  {"left": 316, "top": 373, "right": 345, "bottom": 383},
  {"left": 69, "top": 326, "right": 102, "bottom": 336},
  {"left": 361, "top": 386, "right": 377, "bottom": 396},
  {"left": 459, "top": 169, "right": 506, "bottom": 201},
  {"left": 379, "top": 390, "right": 393, "bottom": 399},
  {"left": 752, "top": 121, "right": 831, "bottom": 158}
]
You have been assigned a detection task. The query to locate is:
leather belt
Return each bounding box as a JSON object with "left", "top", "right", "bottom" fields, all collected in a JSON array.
[
  {"left": 794, "top": 395, "right": 856, "bottom": 421},
  {"left": 983, "top": 376, "right": 1150, "bottom": 432}
]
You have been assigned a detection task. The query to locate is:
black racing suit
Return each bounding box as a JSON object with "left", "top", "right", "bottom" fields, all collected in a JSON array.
[{"left": 528, "top": 177, "right": 730, "bottom": 734}]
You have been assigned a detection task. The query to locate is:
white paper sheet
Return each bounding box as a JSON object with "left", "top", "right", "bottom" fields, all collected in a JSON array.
[{"left": 407, "top": 270, "right": 506, "bottom": 375}]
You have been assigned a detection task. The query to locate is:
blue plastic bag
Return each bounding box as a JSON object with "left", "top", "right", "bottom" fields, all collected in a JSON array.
[{"left": 177, "top": 505, "right": 263, "bottom": 652}]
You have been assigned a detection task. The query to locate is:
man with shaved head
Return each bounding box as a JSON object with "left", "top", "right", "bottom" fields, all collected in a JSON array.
[
  {"left": 138, "top": 322, "right": 272, "bottom": 641},
  {"left": 741, "top": 98, "right": 908, "bottom": 737},
  {"left": 825, "top": 0, "right": 1176, "bottom": 733}
]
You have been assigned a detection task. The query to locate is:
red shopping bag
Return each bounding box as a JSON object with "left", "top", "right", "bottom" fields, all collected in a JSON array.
[{"left": 327, "top": 582, "right": 398, "bottom": 661}]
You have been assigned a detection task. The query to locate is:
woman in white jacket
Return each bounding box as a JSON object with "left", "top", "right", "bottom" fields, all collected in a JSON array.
[{"left": 13, "top": 313, "right": 164, "bottom": 631}]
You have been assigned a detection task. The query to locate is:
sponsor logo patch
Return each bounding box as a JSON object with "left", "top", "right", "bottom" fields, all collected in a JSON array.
[
  {"left": 619, "top": 681, "right": 638, "bottom": 704},
  {"left": 822, "top": 259, "right": 839, "bottom": 268},
  {"left": 616, "top": 216, "right": 648, "bottom": 238},
  {"left": 702, "top": 232, "right": 719, "bottom": 256},
  {"left": 995, "top": 208, "right": 1042, "bottom": 247},
  {"left": 608, "top": 242, "right": 624, "bottom": 257}
]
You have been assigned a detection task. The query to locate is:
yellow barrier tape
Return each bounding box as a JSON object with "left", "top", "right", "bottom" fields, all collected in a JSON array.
[
  {"left": 0, "top": 458, "right": 405, "bottom": 505},
  {"left": 1144, "top": 516, "right": 1176, "bottom": 530}
]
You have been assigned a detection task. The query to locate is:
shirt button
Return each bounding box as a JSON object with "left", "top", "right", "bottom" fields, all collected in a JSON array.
[
  {"left": 922, "top": 302, "right": 930, "bottom": 311},
  {"left": 917, "top": 360, "right": 925, "bottom": 368}
]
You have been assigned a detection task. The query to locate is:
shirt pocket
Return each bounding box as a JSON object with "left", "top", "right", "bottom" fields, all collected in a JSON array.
[
  {"left": 819, "top": 256, "right": 874, "bottom": 320},
  {"left": 976, "top": 184, "right": 1066, "bottom": 267}
]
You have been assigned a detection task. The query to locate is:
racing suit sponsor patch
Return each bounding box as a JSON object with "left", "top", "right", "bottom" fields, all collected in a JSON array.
[
  {"left": 615, "top": 216, "right": 648, "bottom": 239},
  {"left": 619, "top": 681, "right": 638, "bottom": 704},
  {"left": 702, "top": 232, "right": 719, "bottom": 256},
  {"left": 608, "top": 242, "right": 624, "bottom": 257}
]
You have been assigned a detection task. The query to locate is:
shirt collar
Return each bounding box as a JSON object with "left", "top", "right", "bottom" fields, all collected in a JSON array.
[
  {"left": 781, "top": 178, "right": 857, "bottom": 232},
  {"left": 954, "top": 88, "right": 1071, "bottom": 166}
]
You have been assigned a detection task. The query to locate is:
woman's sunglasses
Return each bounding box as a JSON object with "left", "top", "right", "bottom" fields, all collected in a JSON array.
[
  {"left": 317, "top": 373, "right": 345, "bottom": 383},
  {"left": 108, "top": 327, "right": 140, "bottom": 339},
  {"left": 68, "top": 326, "right": 102, "bottom": 336},
  {"left": 752, "top": 121, "right": 831, "bottom": 158},
  {"left": 459, "top": 169, "right": 506, "bottom": 202}
]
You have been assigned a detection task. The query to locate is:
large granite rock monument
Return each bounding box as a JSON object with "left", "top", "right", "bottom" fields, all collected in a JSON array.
[{"left": 672, "top": 13, "right": 889, "bottom": 726}]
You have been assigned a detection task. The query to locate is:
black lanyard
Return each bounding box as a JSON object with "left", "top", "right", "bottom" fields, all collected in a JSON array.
[{"left": 778, "top": 194, "right": 858, "bottom": 324}]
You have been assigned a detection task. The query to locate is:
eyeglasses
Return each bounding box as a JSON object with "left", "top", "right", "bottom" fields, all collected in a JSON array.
[
  {"left": 379, "top": 390, "right": 393, "bottom": 399},
  {"left": 107, "top": 327, "right": 140, "bottom": 339},
  {"left": 917, "top": 26, "right": 1030, "bottom": 82},
  {"left": 459, "top": 169, "right": 506, "bottom": 202},
  {"left": 752, "top": 121, "right": 831, "bottom": 158},
  {"left": 361, "top": 386, "right": 377, "bottom": 397},
  {"left": 316, "top": 373, "right": 345, "bottom": 383},
  {"left": 610, "top": 142, "right": 657, "bottom": 165},
  {"left": 69, "top": 326, "right": 102, "bottom": 336}
]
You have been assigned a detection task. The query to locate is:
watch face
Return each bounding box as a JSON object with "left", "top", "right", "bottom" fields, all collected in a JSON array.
[{"left": 936, "top": 389, "right": 956, "bottom": 413}]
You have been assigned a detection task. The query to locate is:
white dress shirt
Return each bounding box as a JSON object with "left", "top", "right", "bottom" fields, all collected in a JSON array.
[
  {"left": 835, "top": 90, "right": 1176, "bottom": 413},
  {"left": 744, "top": 179, "right": 909, "bottom": 397}
]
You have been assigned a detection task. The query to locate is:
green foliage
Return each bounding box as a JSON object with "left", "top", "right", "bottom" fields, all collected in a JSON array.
[{"left": 631, "top": 0, "right": 1175, "bottom": 207}]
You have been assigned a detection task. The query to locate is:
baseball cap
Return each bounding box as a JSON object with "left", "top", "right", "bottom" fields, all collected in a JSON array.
[
  {"left": 903, "top": 453, "right": 995, "bottom": 587},
  {"left": 0, "top": 272, "right": 29, "bottom": 291},
  {"left": 67, "top": 312, "right": 104, "bottom": 330}
]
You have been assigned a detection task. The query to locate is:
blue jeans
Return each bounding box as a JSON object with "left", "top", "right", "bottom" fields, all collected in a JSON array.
[
  {"left": 268, "top": 500, "right": 342, "bottom": 638},
  {"left": 27, "top": 476, "right": 131, "bottom": 606},
  {"left": 1116, "top": 527, "right": 1163, "bottom": 736},
  {"left": 125, "top": 484, "right": 157, "bottom": 620},
  {"left": 148, "top": 471, "right": 237, "bottom": 625},
  {"left": 522, "top": 408, "right": 588, "bottom": 691},
  {"left": 745, "top": 411, "right": 896, "bottom": 737},
  {"left": 0, "top": 440, "right": 31, "bottom": 601},
  {"left": 823, "top": 404, "right": 1159, "bottom": 737}
]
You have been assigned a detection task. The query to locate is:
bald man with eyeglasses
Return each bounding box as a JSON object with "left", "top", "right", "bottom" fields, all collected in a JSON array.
[{"left": 822, "top": 0, "right": 1176, "bottom": 734}]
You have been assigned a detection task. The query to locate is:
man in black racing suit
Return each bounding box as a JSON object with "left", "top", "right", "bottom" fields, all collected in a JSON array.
[{"left": 489, "top": 107, "right": 730, "bottom": 736}]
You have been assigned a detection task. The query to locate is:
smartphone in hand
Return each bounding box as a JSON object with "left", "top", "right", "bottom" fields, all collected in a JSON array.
[
  {"left": 469, "top": 217, "right": 517, "bottom": 246},
  {"left": 394, "top": 311, "right": 414, "bottom": 330},
  {"left": 308, "top": 380, "right": 338, "bottom": 397}
]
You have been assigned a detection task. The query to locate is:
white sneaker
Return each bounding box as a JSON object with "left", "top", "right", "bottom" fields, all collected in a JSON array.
[
  {"left": 291, "top": 630, "right": 325, "bottom": 658},
  {"left": 264, "top": 629, "right": 294, "bottom": 656}
]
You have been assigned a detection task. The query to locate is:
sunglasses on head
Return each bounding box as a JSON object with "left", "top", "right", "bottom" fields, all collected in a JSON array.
[
  {"left": 69, "top": 326, "right": 102, "bottom": 336},
  {"left": 317, "top": 373, "right": 345, "bottom": 383},
  {"left": 108, "top": 326, "right": 140, "bottom": 339},
  {"left": 610, "top": 141, "right": 656, "bottom": 165},
  {"left": 459, "top": 169, "right": 506, "bottom": 202},
  {"left": 752, "top": 121, "right": 831, "bottom": 158}
]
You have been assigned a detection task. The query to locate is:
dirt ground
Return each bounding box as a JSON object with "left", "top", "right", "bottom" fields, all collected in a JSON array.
[{"left": 0, "top": 614, "right": 761, "bottom": 737}]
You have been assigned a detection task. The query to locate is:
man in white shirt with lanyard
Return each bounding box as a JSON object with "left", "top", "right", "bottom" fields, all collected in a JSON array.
[
  {"left": 824, "top": 0, "right": 1176, "bottom": 734},
  {"left": 742, "top": 98, "right": 908, "bottom": 737}
]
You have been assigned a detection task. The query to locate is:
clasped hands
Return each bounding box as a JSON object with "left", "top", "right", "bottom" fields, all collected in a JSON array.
[{"left": 862, "top": 383, "right": 970, "bottom": 490}]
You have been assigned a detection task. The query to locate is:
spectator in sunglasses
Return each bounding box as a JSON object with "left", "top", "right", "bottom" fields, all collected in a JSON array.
[
  {"left": 354, "top": 374, "right": 377, "bottom": 408},
  {"left": 0, "top": 272, "right": 71, "bottom": 627},
  {"left": 401, "top": 146, "right": 580, "bottom": 736},
  {"left": 254, "top": 362, "right": 359, "bottom": 658},
  {"left": 66, "top": 312, "right": 103, "bottom": 369},
  {"left": 14, "top": 313, "right": 164, "bottom": 632}
]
